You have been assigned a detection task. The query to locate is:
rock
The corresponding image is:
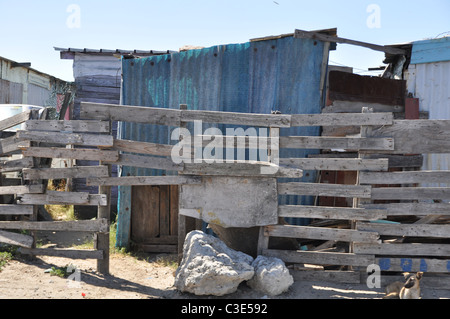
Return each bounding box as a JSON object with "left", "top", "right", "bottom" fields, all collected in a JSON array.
[
  {"left": 247, "top": 256, "right": 294, "bottom": 296},
  {"left": 174, "top": 230, "right": 255, "bottom": 296}
]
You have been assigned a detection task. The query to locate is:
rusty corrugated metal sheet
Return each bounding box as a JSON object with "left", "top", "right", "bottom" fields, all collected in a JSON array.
[{"left": 328, "top": 70, "right": 406, "bottom": 106}]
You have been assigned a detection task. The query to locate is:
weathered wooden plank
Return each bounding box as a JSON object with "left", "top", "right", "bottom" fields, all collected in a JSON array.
[
  {"left": 23, "top": 147, "right": 119, "bottom": 162},
  {"left": 16, "top": 130, "right": 114, "bottom": 147},
  {"left": 277, "top": 182, "right": 371, "bottom": 198},
  {"left": 292, "top": 270, "right": 361, "bottom": 284},
  {"left": 279, "top": 158, "right": 389, "bottom": 171},
  {"left": 105, "top": 154, "right": 182, "bottom": 171},
  {"left": 356, "top": 222, "right": 450, "bottom": 239},
  {"left": 25, "top": 120, "right": 110, "bottom": 133},
  {"left": 0, "top": 219, "right": 109, "bottom": 233},
  {"left": 280, "top": 136, "right": 394, "bottom": 151},
  {"left": 18, "top": 248, "right": 104, "bottom": 260},
  {"left": 86, "top": 176, "right": 202, "bottom": 187},
  {"left": 368, "top": 120, "right": 450, "bottom": 154},
  {"left": 0, "top": 136, "right": 31, "bottom": 155},
  {"left": 182, "top": 162, "right": 303, "bottom": 178},
  {"left": 18, "top": 193, "right": 107, "bottom": 206},
  {"left": 0, "top": 157, "right": 34, "bottom": 173},
  {"left": 263, "top": 249, "right": 375, "bottom": 267},
  {"left": 294, "top": 29, "right": 407, "bottom": 55},
  {"left": 278, "top": 205, "right": 387, "bottom": 221},
  {"left": 181, "top": 110, "right": 291, "bottom": 128},
  {"left": 265, "top": 225, "right": 379, "bottom": 243},
  {"left": 375, "top": 257, "right": 450, "bottom": 273},
  {"left": 113, "top": 139, "right": 173, "bottom": 157},
  {"left": 0, "top": 185, "right": 44, "bottom": 195},
  {"left": 0, "top": 230, "right": 34, "bottom": 248},
  {"left": 23, "top": 166, "right": 110, "bottom": 180},
  {"left": 0, "top": 111, "right": 31, "bottom": 131},
  {"left": 323, "top": 101, "right": 404, "bottom": 114},
  {"left": 0, "top": 205, "right": 33, "bottom": 215},
  {"left": 353, "top": 243, "right": 450, "bottom": 257},
  {"left": 360, "top": 171, "right": 450, "bottom": 185},
  {"left": 0, "top": 219, "right": 109, "bottom": 232},
  {"left": 371, "top": 187, "right": 450, "bottom": 200},
  {"left": 361, "top": 203, "right": 450, "bottom": 216},
  {"left": 80, "top": 102, "right": 181, "bottom": 126},
  {"left": 290, "top": 113, "right": 394, "bottom": 127}
]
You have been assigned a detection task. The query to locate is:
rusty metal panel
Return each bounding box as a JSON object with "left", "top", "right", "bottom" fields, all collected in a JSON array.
[{"left": 328, "top": 70, "right": 406, "bottom": 106}]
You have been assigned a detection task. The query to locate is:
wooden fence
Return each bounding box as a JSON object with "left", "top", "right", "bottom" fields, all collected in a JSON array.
[{"left": 1, "top": 102, "right": 450, "bottom": 287}]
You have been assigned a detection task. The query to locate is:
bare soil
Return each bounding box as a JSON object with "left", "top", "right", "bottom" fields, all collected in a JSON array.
[{"left": 1, "top": 231, "right": 450, "bottom": 300}]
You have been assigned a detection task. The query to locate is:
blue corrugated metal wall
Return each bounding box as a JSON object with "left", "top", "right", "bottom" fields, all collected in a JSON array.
[{"left": 117, "top": 36, "right": 328, "bottom": 247}]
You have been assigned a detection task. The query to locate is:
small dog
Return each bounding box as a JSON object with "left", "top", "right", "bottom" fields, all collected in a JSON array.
[{"left": 383, "top": 272, "right": 423, "bottom": 299}]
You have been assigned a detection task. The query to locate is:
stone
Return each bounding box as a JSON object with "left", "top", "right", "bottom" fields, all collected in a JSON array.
[
  {"left": 247, "top": 255, "right": 294, "bottom": 296},
  {"left": 174, "top": 230, "right": 255, "bottom": 296}
]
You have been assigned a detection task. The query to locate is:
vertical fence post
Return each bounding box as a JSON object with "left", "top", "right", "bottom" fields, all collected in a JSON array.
[{"left": 96, "top": 120, "right": 112, "bottom": 275}]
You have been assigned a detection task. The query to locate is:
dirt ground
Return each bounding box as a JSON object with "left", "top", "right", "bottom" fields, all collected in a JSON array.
[{"left": 1, "top": 231, "right": 450, "bottom": 300}]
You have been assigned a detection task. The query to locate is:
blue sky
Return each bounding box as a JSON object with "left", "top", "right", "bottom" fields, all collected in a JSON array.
[{"left": 0, "top": 0, "right": 449, "bottom": 81}]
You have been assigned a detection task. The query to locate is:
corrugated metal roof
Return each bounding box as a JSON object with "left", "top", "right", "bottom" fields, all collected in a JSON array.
[
  {"left": 117, "top": 35, "right": 328, "bottom": 235},
  {"left": 54, "top": 47, "right": 175, "bottom": 57}
]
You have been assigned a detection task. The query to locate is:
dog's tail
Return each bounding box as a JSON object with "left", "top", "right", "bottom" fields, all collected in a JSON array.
[{"left": 383, "top": 292, "right": 400, "bottom": 299}]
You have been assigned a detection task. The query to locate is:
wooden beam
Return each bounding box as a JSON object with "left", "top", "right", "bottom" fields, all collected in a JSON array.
[
  {"left": 353, "top": 243, "right": 450, "bottom": 257},
  {"left": 356, "top": 222, "right": 450, "bottom": 239},
  {"left": 113, "top": 139, "right": 173, "bottom": 157},
  {"left": 290, "top": 113, "right": 394, "bottom": 127},
  {"left": 0, "top": 230, "right": 34, "bottom": 248},
  {"left": 0, "top": 111, "right": 31, "bottom": 131},
  {"left": 105, "top": 154, "right": 182, "bottom": 171},
  {"left": 86, "top": 176, "right": 202, "bottom": 187},
  {"left": 0, "top": 218, "right": 109, "bottom": 232},
  {"left": 278, "top": 205, "right": 387, "bottom": 221},
  {"left": 265, "top": 225, "right": 379, "bottom": 243},
  {"left": 16, "top": 130, "right": 114, "bottom": 147},
  {"left": 0, "top": 136, "right": 31, "bottom": 155},
  {"left": 360, "top": 171, "right": 450, "bottom": 185},
  {"left": 371, "top": 187, "right": 450, "bottom": 200},
  {"left": 18, "top": 248, "right": 104, "bottom": 260},
  {"left": 181, "top": 110, "right": 291, "bottom": 128},
  {"left": 182, "top": 162, "right": 303, "bottom": 178},
  {"left": 280, "top": 136, "right": 394, "bottom": 151},
  {"left": 368, "top": 120, "right": 450, "bottom": 154},
  {"left": 0, "top": 205, "right": 34, "bottom": 216},
  {"left": 0, "top": 185, "right": 44, "bottom": 195},
  {"left": 361, "top": 203, "right": 450, "bottom": 216},
  {"left": 292, "top": 270, "right": 361, "bottom": 284},
  {"left": 263, "top": 249, "right": 375, "bottom": 267},
  {"left": 25, "top": 120, "right": 110, "bottom": 133},
  {"left": 294, "top": 29, "right": 407, "bottom": 55},
  {"left": 0, "top": 157, "right": 34, "bottom": 173},
  {"left": 23, "top": 166, "right": 110, "bottom": 180},
  {"left": 278, "top": 182, "right": 371, "bottom": 198},
  {"left": 80, "top": 102, "right": 181, "bottom": 126},
  {"left": 279, "top": 158, "right": 389, "bottom": 171},
  {"left": 23, "top": 147, "right": 119, "bottom": 162},
  {"left": 18, "top": 193, "right": 107, "bottom": 206}
]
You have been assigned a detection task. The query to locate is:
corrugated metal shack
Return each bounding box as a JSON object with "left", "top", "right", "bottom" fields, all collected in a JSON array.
[
  {"left": 0, "top": 55, "right": 71, "bottom": 106},
  {"left": 117, "top": 31, "right": 332, "bottom": 249},
  {"left": 55, "top": 48, "right": 174, "bottom": 217}
]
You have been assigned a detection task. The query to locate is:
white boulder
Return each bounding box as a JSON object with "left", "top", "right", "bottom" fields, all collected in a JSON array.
[
  {"left": 174, "top": 230, "right": 255, "bottom": 296},
  {"left": 247, "top": 255, "right": 294, "bottom": 296}
]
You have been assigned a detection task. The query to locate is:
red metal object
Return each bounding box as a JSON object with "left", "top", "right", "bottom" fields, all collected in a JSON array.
[{"left": 405, "top": 97, "right": 420, "bottom": 120}]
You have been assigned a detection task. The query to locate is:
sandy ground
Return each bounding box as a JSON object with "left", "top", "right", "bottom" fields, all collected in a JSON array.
[{"left": 1, "top": 232, "right": 450, "bottom": 300}]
